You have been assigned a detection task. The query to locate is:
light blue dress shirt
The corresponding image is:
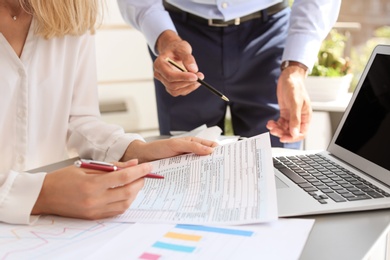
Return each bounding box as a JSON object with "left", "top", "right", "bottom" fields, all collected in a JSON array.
[{"left": 117, "top": 0, "right": 341, "bottom": 71}]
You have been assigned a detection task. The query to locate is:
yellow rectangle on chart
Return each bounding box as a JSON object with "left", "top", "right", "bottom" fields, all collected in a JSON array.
[{"left": 164, "top": 232, "right": 202, "bottom": 242}]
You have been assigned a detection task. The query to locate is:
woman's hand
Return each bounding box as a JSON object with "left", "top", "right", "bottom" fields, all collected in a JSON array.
[
  {"left": 121, "top": 136, "right": 218, "bottom": 163},
  {"left": 32, "top": 160, "right": 150, "bottom": 220},
  {"left": 32, "top": 135, "right": 217, "bottom": 220}
]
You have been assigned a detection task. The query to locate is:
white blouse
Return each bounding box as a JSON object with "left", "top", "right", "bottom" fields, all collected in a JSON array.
[{"left": 0, "top": 19, "right": 143, "bottom": 224}]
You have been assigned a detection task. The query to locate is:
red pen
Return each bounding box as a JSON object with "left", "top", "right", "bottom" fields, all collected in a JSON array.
[{"left": 74, "top": 159, "right": 164, "bottom": 179}]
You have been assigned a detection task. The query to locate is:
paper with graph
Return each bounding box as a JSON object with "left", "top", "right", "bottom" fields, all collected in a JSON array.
[
  {"left": 109, "top": 132, "right": 277, "bottom": 225},
  {"left": 0, "top": 215, "right": 127, "bottom": 260},
  {"left": 87, "top": 219, "right": 315, "bottom": 260},
  {"left": 0, "top": 215, "right": 314, "bottom": 260}
]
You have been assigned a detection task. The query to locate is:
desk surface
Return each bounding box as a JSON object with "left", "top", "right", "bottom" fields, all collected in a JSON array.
[
  {"left": 311, "top": 93, "right": 352, "bottom": 112},
  {"left": 300, "top": 209, "right": 390, "bottom": 259},
  {"left": 32, "top": 149, "right": 390, "bottom": 260}
]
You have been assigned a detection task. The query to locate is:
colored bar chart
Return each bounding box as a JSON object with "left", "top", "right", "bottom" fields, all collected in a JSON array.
[{"left": 137, "top": 224, "right": 255, "bottom": 259}]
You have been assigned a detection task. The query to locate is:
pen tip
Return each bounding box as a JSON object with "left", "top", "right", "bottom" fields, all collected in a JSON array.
[{"left": 222, "top": 95, "right": 230, "bottom": 102}]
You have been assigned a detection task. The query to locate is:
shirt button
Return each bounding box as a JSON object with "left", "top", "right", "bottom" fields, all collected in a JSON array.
[
  {"left": 18, "top": 109, "right": 25, "bottom": 118},
  {"left": 221, "top": 2, "right": 228, "bottom": 9},
  {"left": 19, "top": 156, "right": 24, "bottom": 163},
  {"left": 17, "top": 155, "right": 25, "bottom": 171}
]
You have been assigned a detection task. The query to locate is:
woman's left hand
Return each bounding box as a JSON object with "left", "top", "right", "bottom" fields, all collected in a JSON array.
[{"left": 121, "top": 137, "right": 218, "bottom": 163}]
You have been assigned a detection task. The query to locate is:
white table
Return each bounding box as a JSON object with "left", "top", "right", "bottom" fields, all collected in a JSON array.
[{"left": 311, "top": 93, "right": 353, "bottom": 112}]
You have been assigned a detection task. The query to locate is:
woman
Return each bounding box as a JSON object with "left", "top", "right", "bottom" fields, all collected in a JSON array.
[{"left": 0, "top": 0, "right": 217, "bottom": 224}]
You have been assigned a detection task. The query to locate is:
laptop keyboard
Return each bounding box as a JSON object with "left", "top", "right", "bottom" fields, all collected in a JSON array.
[{"left": 273, "top": 154, "right": 390, "bottom": 204}]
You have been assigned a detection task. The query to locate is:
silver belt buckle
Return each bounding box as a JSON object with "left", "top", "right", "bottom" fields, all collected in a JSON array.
[{"left": 208, "top": 17, "right": 240, "bottom": 27}]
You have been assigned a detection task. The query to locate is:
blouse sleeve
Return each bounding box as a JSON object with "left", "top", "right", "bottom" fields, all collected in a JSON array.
[
  {"left": 0, "top": 170, "right": 46, "bottom": 224},
  {"left": 66, "top": 32, "right": 144, "bottom": 163}
]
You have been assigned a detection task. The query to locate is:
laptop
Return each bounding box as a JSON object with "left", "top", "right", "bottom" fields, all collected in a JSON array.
[{"left": 274, "top": 44, "right": 390, "bottom": 217}]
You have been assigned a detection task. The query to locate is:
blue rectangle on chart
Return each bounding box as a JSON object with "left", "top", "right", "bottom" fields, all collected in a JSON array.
[
  {"left": 175, "top": 224, "right": 254, "bottom": 237},
  {"left": 152, "top": 241, "right": 196, "bottom": 253}
]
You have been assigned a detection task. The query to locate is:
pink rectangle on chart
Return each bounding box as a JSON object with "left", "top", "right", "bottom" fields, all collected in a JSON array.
[{"left": 139, "top": 252, "right": 161, "bottom": 260}]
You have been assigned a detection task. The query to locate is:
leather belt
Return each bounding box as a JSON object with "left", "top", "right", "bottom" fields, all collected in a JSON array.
[{"left": 163, "top": 0, "right": 288, "bottom": 27}]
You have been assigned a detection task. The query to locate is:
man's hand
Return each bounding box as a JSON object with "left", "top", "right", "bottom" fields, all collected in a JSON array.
[
  {"left": 153, "top": 30, "right": 204, "bottom": 96},
  {"left": 266, "top": 66, "right": 312, "bottom": 143}
]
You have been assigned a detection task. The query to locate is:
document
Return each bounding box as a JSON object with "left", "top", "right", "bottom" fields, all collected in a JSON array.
[
  {"left": 170, "top": 124, "right": 240, "bottom": 145},
  {"left": 109, "top": 132, "right": 278, "bottom": 225},
  {"left": 0, "top": 215, "right": 314, "bottom": 260},
  {"left": 87, "top": 218, "right": 315, "bottom": 260},
  {"left": 0, "top": 215, "right": 127, "bottom": 260}
]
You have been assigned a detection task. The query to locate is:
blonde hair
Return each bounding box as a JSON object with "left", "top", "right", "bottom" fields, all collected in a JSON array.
[{"left": 21, "top": 0, "right": 103, "bottom": 38}]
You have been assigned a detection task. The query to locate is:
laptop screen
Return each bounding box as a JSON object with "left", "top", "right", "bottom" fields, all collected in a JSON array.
[{"left": 334, "top": 53, "right": 390, "bottom": 171}]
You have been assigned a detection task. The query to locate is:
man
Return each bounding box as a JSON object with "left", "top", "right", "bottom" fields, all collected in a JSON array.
[{"left": 117, "top": 0, "right": 341, "bottom": 149}]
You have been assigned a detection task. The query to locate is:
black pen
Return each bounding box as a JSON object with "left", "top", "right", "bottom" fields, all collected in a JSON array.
[{"left": 166, "top": 57, "right": 229, "bottom": 102}]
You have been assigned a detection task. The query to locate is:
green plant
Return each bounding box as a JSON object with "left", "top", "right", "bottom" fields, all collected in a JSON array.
[
  {"left": 375, "top": 26, "right": 390, "bottom": 38},
  {"left": 310, "top": 29, "right": 351, "bottom": 77},
  {"left": 224, "top": 117, "right": 234, "bottom": 136}
]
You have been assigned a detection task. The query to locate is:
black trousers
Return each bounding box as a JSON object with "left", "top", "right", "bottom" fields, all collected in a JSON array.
[{"left": 150, "top": 7, "right": 300, "bottom": 149}]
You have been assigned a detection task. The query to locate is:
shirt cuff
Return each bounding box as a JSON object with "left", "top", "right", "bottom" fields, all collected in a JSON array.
[
  {"left": 104, "top": 133, "right": 145, "bottom": 162},
  {"left": 282, "top": 33, "right": 323, "bottom": 73},
  {"left": 140, "top": 10, "right": 177, "bottom": 55},
  {"left": 0, "top": 171, "right": 46, "bottom": 224}
]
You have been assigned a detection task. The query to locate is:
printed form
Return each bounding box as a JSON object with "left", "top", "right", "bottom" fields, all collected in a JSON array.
[{"left": 110, "top": 132, "right": 277, "bottom": 225}]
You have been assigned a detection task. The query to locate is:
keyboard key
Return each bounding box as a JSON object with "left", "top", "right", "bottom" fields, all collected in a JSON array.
[
  {"left": 366, "top": 191, "right": 384, "bottom": 198},
  {"left": 327, "top": 192, "right": 347, "bottom": 202},
  {"left": 347, "top": 195, "right": 371, "bottom": 201},
  {"left": 278, "top": 167, "right": 307, "bottom": 184}
]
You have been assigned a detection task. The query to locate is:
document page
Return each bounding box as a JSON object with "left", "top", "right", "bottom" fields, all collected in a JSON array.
[
  {"left": 0, "top": 215, "right": 128, "bottom": 260},
  {"left": 110, "top": 132, "right": 277, "bottom": 225},
  {"left": 87, "top": 219, "right": 315, "bottom": 260}
]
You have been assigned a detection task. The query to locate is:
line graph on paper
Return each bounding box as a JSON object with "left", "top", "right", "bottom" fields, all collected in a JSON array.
[{"left": 0, "top": 215, "right": 127, "bottom": 260}]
